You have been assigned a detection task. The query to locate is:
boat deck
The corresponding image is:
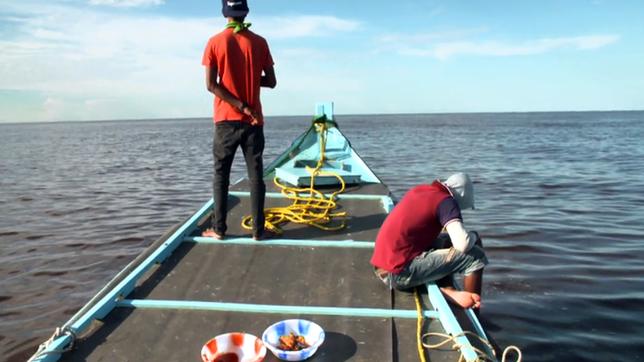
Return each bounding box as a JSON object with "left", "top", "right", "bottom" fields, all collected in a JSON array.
[{"left": 59, "top": 183, "right": 482, "bottom": 361}]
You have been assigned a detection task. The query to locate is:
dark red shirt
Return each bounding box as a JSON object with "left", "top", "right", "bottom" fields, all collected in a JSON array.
[{"left": 371, "top": 181, "right": 461, "bottom": 274}]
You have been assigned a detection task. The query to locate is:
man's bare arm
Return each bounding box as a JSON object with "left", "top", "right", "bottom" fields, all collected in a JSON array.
[
  {"left": 206, "top": 65, "right": 260, "bottom": 122},
  {"left": 205, "top": 65, "right": 245, "bottom": 109}
]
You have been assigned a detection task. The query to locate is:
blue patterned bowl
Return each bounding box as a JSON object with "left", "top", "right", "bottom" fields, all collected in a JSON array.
[{"left": 262, "top": 319, "right": 325, "bottom": 361}]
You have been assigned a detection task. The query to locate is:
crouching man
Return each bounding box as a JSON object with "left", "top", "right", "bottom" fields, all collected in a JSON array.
[{"left": 371, "top": 173, "right": 488, "bottom": 309}]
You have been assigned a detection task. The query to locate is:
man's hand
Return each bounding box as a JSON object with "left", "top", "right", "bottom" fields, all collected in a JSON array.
[{"left": 241, "top": 105, "right": 260, "bottom": 125}]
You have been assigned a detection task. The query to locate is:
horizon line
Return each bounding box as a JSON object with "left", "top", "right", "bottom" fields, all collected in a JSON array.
[{"left": 1, "top": 108, "right": 643, "bottom": 125}]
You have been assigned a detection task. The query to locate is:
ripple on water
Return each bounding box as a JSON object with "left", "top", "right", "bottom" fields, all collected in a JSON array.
[{"left": 32, "top": 270, "right": 68, "bottom": 277}]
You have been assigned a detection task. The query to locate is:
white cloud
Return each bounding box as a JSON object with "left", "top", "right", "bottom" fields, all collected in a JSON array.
[
  {"left": 88, "top": 0, "right": 164, "bottom": 8},
  {"left": 256, "top": 16, "right": 360, "bottom": 39},
  {"left": 376, "top": 28, "right": 488, "bottom": 47},
  {"left": 378, "top": 33, "right": 620, "bottom": 60},
  {"left": 0, "top": 2, "right": 362, "bottom": 121}
]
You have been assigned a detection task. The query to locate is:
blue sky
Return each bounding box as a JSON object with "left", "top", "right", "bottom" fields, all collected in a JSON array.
[{"left": 0, "top": 0, "right": 643, "bottom": 122}]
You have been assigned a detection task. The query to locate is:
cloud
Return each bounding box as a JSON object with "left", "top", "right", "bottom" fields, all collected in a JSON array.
[
  {"left": 0, "top": 2, "right": 362, "bottom": 121},
  {"left": 88, "top": 0, "right": 164, "bottom": 8},
  {"left": 255, "top": 16, "right": 360, "bottom": 39},
  {"left": 377, "top": 28, "right": 488, "bottom": 45},
  {"left": 378, "top": 33, "right": 620, "bottom": 60}
]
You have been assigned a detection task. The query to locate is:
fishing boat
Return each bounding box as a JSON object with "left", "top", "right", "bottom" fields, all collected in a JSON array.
[{"left": 30, "top": 103, "right": 500, "bottom": 362}]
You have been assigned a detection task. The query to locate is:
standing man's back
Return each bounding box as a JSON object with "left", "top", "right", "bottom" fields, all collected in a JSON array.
[
  {"left": 201, "top": 0, "right": 276, "bottom": 241},
  {"left": 204, "top": 26, "right": 273, "bottom": 125}
]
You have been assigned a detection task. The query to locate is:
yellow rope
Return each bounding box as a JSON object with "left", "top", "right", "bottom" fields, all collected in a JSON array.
[
  {"left": 421, "top": 329, "right": 522, "bottom": 362},
  {"left": 415, "top": 288, "right": 522, "bottom": 362},
  {"left": 241, "top": 122, "right": 348, "bottom": 234},
  {"left": 414, "top": 288, "right": 428, "bottom": 362}
]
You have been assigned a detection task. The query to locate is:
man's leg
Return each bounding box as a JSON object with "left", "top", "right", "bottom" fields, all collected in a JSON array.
[
  {"left": 240, "top": 124, "right": 266, "bottom": 238},
  {"left": 464, "top": 235, "right": 484, "bottom": 295},
  {"left": 207, "top": 122, "right": 240, "bottom": 237},
  {"left": 391, "top": 244, "right": 487, "bottom": 309},
  {"left": 443, "top": 236, "right": 484, "bottom": 308},
  {"left": 464, "top": 268, "right": 483, "bottom": 296}
]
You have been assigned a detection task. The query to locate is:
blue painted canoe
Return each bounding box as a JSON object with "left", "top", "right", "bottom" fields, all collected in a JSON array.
[{"left": 30, "top": 102, "right": 497, "bottom": 362}]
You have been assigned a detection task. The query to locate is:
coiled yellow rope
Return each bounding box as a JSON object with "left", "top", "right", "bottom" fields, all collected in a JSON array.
[
  {"left": 241, "top": 122, "right": 347, "bottom": 234},
  {"left": 414, "top": 288, "right": 522, "bottom": 362}
]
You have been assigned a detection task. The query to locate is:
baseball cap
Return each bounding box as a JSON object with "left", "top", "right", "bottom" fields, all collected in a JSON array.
[{"left": 222, "top": 0, "right": 249, "bottom": 18}]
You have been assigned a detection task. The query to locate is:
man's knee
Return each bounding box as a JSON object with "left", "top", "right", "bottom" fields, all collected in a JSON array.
[
  {"left": 466, "top": 245, "right": 488, "bottom": 271},
  {"left": 472, "top": 231, "right": 483, "bottom": 247}
]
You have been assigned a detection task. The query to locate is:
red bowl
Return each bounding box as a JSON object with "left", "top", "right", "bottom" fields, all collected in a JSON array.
[{"left": 201, "top": 332, "right": 266, "bottom": 362}]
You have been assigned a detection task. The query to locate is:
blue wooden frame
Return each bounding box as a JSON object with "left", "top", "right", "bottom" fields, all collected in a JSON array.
[
  {"left": 187, "top": 236, "right": 375, "bottom": 249},
  {"left": 229, "top": 190, "right": 387, "bottom": 201},
  {"left": 117, "top": 299, "right": 440, "bottom": 320}
]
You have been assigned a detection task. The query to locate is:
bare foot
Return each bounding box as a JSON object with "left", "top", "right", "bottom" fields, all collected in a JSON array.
[
  {"left": 440, "top": 287, "right": 481, "bottom": 309},
  {"left": 202, "top": 228, "right": 224, "bottom": 240}
]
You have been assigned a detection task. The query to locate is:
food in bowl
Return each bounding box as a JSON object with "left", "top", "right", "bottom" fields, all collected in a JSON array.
[
  {"left": 262, "top": 319, "right": 325, "bottom": 361},
  {"left": 278, "top": 332, "right": 310, "bottom": 351},
  {"left": 201, "top": 332, "right": 266, "bottom": 362}
]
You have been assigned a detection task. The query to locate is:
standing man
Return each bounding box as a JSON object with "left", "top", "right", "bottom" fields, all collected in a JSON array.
[
  {"left": 202, "top": 0, "right": 276, "bottom": 240},
  {"left": 371, "top": 173, "right": 488, "bottom": 309}
]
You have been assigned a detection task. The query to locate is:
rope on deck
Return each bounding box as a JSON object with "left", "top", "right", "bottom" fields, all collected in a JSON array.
[
  {"left": 414, "top": 288, "right": 428, "bottom": 362},
  {"left": 241, "top": 120, "right": 348, "bottom": 234}
]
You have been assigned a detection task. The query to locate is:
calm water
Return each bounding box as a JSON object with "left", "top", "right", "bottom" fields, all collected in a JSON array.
[{"left": 1, "top": 112, "right": 644, "bottom": 361}]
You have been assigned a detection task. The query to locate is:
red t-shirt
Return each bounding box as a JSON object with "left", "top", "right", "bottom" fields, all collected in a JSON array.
[
  {"left": 202, "top": 28, "right": 274, "bottom": 125},
  {"left": 371, "top": 181, "right": 457, "bottom": 274}
]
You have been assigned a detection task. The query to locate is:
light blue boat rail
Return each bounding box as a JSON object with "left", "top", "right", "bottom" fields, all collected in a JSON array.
[
  {"left": 30, "top": 102, "right": 495, "bottom": 362},
  {"left": 187, "top": 236, "right": 375, "bottom": 249},
  {"left": 426, "top": 283, "right": 481, "bottom": 362},
  {"left": 229, "top": 190, "right": 387, "bottom": 200},
  {"left": 117, "top": 299, "right": 440, "bottom": 320}
]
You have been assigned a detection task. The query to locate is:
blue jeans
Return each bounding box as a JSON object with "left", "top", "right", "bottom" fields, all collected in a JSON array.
[{"left": 384, "top": 235, "right": 488, "bottom": 290}]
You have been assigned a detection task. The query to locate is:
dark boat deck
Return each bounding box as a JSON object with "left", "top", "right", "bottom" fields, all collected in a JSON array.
[
  {"left": 59, "top": 183, "right": 478, "bottom": 361},
  {"left": 205, "top": 197, "right": 389, "bottom": 242}
]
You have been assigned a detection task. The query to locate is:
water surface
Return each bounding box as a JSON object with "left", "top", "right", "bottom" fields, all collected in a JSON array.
[{"left": 1, "top": 112, "right": 644, "bottom": 361}]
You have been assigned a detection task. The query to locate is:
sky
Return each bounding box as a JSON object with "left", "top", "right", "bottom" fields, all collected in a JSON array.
[{"left": 0, "top": 0, "right": 643, "bottom": 122}]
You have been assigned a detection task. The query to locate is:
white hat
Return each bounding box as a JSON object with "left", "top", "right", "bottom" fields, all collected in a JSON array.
[{"left": 442, "top": 173, "right": 475, "bottom": 210}]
